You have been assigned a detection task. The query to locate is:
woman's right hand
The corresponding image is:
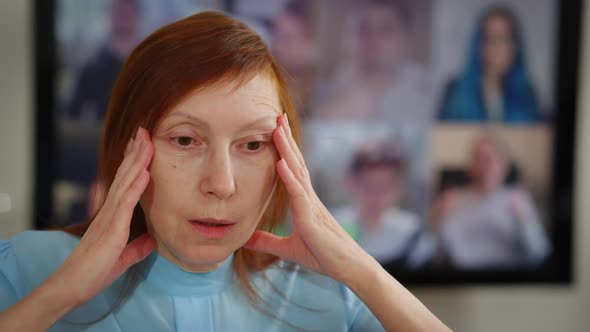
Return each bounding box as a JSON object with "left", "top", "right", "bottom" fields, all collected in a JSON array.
[
  {"left": 49, "top": 126, "right": 156, "bottom": 307},
  {"left": 0, "top": 127, "right": 156, "bottom": 331}
]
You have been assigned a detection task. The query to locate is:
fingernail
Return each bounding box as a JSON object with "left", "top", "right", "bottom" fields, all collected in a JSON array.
[
  {"left": 125, "top": 139, "right": 133, "bottom": 155},
  {"left": 284, "top": 114, "right": 289, "bottom": 126},
  {"left": 136, "top": 126, "right": 142, "bottom": 140},
  {"left": 279, "top": 126, "right": 286, "bottom": 137},
  {"left": 138, "top": 135, "right": 146, "bottom": 149}
]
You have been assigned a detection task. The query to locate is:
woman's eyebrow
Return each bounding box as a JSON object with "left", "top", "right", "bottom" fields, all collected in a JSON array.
[
  {"left": 167, "top": 112, "right": 277, "bottom": 132},
  {"left": 168, "top": 112, "right": 209, "bottom": 130},
  {"left": 255, "top": 100, "right": 279, "bottom": 113},
  {"left": 237, "top": 116, "right": 278, "bottom": 132}
]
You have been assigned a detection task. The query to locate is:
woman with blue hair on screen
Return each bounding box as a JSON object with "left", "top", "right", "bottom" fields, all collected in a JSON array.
[{"left": 438, "top": 5, "right": 540, "bottom": 123}]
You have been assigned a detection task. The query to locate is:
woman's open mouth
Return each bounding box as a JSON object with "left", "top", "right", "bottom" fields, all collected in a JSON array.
[{"left": 189, "top": 219, "right": 236, "bottom": 239}]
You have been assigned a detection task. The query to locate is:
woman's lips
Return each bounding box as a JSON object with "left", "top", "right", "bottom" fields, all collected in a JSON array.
[{"left": 189, "top": 219, "right": 236, "bottom": 239}]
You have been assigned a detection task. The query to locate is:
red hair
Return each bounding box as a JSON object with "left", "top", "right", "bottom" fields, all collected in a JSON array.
[{"left": 64, "top": 10, "right": 301, "bottom": 305}]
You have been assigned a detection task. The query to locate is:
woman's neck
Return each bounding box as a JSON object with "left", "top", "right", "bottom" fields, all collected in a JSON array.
[
  {"left": 483, "top": 74, "right": 502, "bottom": 97},
  {"left": 156, "top": 244, "right": 223, "bottom": 273},
  {"left": 140, "top": 251, "right": 234, "bottom": 297}
]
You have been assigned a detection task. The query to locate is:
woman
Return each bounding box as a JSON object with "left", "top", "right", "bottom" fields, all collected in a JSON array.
[
  {"left": 334, "top": 142, "right": 422, "bottom": 267},
  {"left": 429, "top": 135, "right": 550, "bottom": 269},
  {"left": 270, "top": 0, "right": 317, "bottom": 117},
  {"left": 438, "top": 6, "right": 540, "bottom": 123},
  {"left": 0, "top": 12, "right": 449, "bottom": 331},
  {"left": 312, "top": 0, "right": 435, "bottom": 125}
]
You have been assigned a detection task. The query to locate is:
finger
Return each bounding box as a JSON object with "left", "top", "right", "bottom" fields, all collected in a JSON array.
[
  {"left": 276, "top": 129, "right": 313, "bottom": 195},
  {"left": 99, "top": 167, "right": 150, "bottom": 234},
  {"left": 115, "top": 136, "right": 154, "bottom": 199},
  {"left": 124, "top": 126, "right": 143, "bottom": 158},
  {"left": 277, "top": 158, "right": 307, "bottom": 204},
  {"left": 280, "top": 116, "right": 312, "bottom": 191},
  {"left": 113, "top": 169, "right": 151, "bottom": 224},
  {"left": 111, "top": 127, "right": 144, "bottom": 190},
  {"left": 281, "top": 114, "right": 306, "bottom": 169},
  {"left": 273, "top": 127, "right": 303, "bottom": 180},
  {"left": 88, "top": 168, "right": 150, "bottom": 242},
  {"left": 282, "top": 113, "right": 293, "bottom": 137},
  {"left": 111, "top": 133, "right": 154, "bottom": 205},
  {"left": 244, "top": 230, "right": 293, "bottom": 260},
  {"left": 119, "top": 128, "right": 152, "bottom": 176},
  {"left": 124, "top": 137, "right": 135, "bottom": 156},
  {"left": 99, "top": 130, "right": 152, "bottom": 229},
  {"left": 111, "top": 233, "right": 156, "bottom": 278}
]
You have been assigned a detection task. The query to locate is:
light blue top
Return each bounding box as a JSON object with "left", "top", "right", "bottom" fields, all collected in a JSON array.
[{"left": 0, "top": 231, "right": 384, "bottom": 331}]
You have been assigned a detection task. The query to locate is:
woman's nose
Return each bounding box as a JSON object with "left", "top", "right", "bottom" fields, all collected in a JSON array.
[{"left": 199, "top": 150, "right": 236, "bottom": 200}]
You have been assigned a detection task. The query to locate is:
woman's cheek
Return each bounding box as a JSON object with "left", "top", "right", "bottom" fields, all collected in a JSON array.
[
  {"left": 146, "top": 149, "right": 194, "bottom": 202},
  {"left": 154, "top": 143, "right": 206, "bottom": 173},
  {"left": 238, "top": 157, "right": 278, "bottom": 210},
  {"left": 236, "top": 154, "right": 277, "bottom": 181}
]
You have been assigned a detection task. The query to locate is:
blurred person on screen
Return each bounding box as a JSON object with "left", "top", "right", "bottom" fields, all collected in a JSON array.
[
  {"left": 66, "top": 0, "right": 141, "bottom": 121},
  {"left": 419, "top": 135, "right": 550, "bottom": 269},
  {"left": 437, "top": 5, "right": 540, "bottom": 123},
  {"left": 60, "top": 0, "right": 141, "bottom": 225},
  {"left": 271, "top": 0, "right": 317, "bottom": 117},
  {"left": 332, "top": 142, "right": 422, "bottom": 267},
  {"left": 313, "top": 0, "right": 434, "bottom": 124}
]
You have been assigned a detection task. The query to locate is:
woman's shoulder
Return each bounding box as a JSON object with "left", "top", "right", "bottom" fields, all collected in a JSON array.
[
  {"left": 7, "top": 230, "right": 79, "bottom": 259},
  {"left": 258, "top": 261, "right": 364, "bottom": 311},
  {"left": 1, "top": 230, "right": 79, "bottom": 289},
  {"left": 255, "top": 261, "right": 383, "bottom": 330}
]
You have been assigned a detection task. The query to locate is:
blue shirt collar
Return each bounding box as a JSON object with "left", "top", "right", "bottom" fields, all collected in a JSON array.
[{"left": 140, "top": 252, "right": 235, "bottom": 297}]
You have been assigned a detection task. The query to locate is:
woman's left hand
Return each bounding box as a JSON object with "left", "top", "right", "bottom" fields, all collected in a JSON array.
[
  {"left": 246, "top": 115, "right": 453, "bottom": 332},
  {"left": 244, "top": 114, "right": 374, "bottom": 284}
]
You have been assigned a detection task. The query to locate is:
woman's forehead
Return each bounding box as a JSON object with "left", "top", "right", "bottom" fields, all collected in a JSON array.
[{"left": 163, "top": 74, "right": 282, "bottom": 127}]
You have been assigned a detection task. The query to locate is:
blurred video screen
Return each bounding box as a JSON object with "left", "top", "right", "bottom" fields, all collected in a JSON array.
[{"left": 53, "top": 0, "right": 558, "bottom": 273}]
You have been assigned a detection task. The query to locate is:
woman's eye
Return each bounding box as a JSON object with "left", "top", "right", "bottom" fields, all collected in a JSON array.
[
  {"left": 245, "top": 141, "right": 264, "bottom": 151},
  {"left": 173, "top": 136, "right": 195, "bottom": 147}
]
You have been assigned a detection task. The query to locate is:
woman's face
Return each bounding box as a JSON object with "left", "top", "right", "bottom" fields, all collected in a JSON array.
[
  {"left": 140, "top": 74, "right": 281, "bottom": 272},
  {"left": 271, "top": 14, "right": 314, "bottom": 73},
  {"left": 349, "top": 165, "right": 401, "bottom": 220},
  {"left": 481, "top": 14, "right": 515, "bottom": 77},
  {"left": 470, "top": 139, "right": 508, "bottom": 191},
  {"left": 358, "top": 5, "right": 408, "bottom": 71}
]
